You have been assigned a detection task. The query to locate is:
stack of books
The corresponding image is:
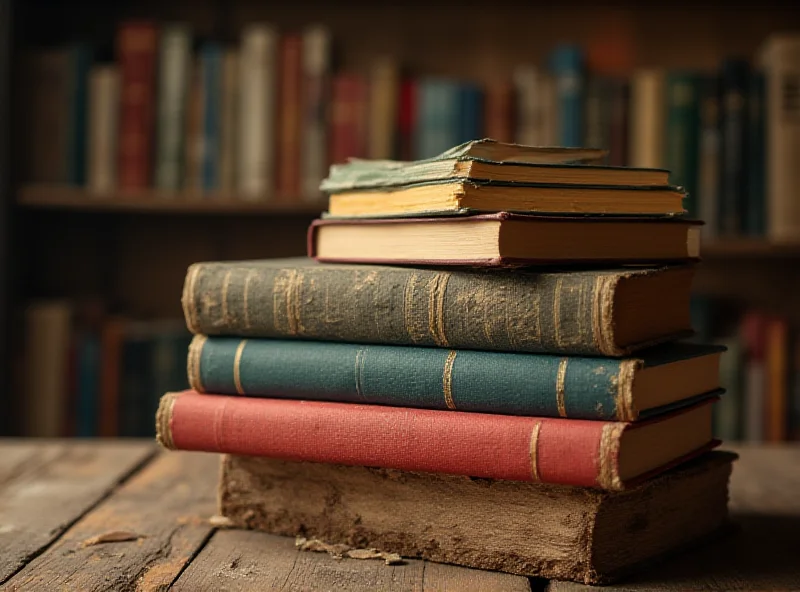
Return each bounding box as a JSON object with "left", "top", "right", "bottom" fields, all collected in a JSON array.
[{"left": 156, "top": 139, "right": 734, "bottom": 584}]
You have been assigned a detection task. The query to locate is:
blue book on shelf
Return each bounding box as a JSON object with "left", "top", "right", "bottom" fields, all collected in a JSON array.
[
  {"left": 548, "top": 44, "right": 584, "bottom": 147},
  {"left": 415, "top": 79, "right": 460, "bottom": 159},
  {"left": 67, "top": 43, "right": 92, "bottom": 186},
  {"left": 718, "top": 57, "right": 749, "bottom": 236},
  {"left": 457, "top": 83, "right": 483, "bottom": 144},
  {"left": 76, "top": 333, "right": 100, "bottom": 438},
  {"left": 201, "top": 43, "right": 223, "bottom": 192}
]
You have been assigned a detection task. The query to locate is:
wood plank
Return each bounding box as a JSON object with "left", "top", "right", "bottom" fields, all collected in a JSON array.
[
  {"left": 172, "top": 529, "right": 532, "bottom": 592},
  {"left": 3, "top": 450, "right": 219, "bottom": 591},
  {"left": 0, "top": 440, "right": 154, "bottom": 584},
  {"left": 17, "top": 185, "right": 325, "bottom": 215},
  {"left": 547, "top": 445, "right": 800, "bottom": 591}
]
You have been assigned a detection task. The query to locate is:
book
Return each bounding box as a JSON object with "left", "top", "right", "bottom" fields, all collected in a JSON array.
[
  {"left": 629, "top": 69, "right": 666, "bottom": 169},
  {"left": 549, "top": 44, "right": 584, "bottom": 147},
  {"left": 117, "top": 21, "right": 158, "bottom": 190},
  {"left": 200, "top": 43, "right": 223, "bottom": 192},
  {"left": 415, "top": 78, "right": 461, "bottom": 159},
  {"left": 181, "top": 257, "right": 695, "bottom": 356},
  {"left": 301, "top": 25, "right": 331, "bottom": 201},
  {"left": 188, "top": 337, "right": 724, "bottom": 421},
  {"left": 329, "top": 73, "right": 368, "bottom": 164},
  {"left": 718, "top": 58, "right": 749, "bottom": 236},
  {"left": 154, "top": 24, "right": 191, "bottom": 192},
  {"left": 665, "top": 72, "right": 700, "bottom": 217},
  {"left": 277, "top": 34, "right": 303, "bottom": 199},
  {"left": 219, "top": 451, "right": 735, "bottom": 584},
  {"left": 324, "top": 181, "right": 685, "bottom": 218},
  {"left": 86, "top": 65, "right": 120, "bottom": 193},
  {"left": 156, "top": 391, "right": 718, "bottom": 490},
  {"left": 321, "top": 139, "right": 621, "bottom": 192},
  {"left": 310, "top": 214, "right": 700, "bottom": 265}
]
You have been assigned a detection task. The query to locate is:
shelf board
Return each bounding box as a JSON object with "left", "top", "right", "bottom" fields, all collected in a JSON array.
[
  {"left": 703, "top": 239, "right": 800, "bottom": 258},
  {"left": 16, "top": 185, "right": 326, "bottom": 215}
]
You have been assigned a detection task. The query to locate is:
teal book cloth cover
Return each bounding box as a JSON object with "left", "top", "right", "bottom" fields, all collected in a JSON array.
[
  {"left": 66, "top": 43, "right": 91, "bottom": 185},
  {"left": 189, "top": 337, "right": 723, "bottom": 421}
]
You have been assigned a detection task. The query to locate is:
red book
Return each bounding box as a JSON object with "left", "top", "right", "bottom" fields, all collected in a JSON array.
[
  {"left": 117, "top": 21, "right": 158, "bottom": 191},
  {"left": 157, "top": 391, "right": 718, "bottom": 491},
  {"left": 277, "top": 35, "right": 303, "bottom": 200},
  {"left": 396, "top": 77, "right": 417, "bottom": 160},
  {"left": 484, "top": 80, "right": 514, "bottom": 143},
  {"left": 329, "top": 73, "right": 367, "bottom": 164}
]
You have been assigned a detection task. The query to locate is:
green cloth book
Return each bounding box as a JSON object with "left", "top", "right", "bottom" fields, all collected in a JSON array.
[
  {"left": 188, "top": 337, "right": 724, "bottom": 421},
  {"left": 320, "top": 138, "right": 671, "bottom": 194}
]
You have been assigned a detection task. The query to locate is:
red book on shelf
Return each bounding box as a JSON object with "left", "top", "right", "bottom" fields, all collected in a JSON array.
[
  {"left": 156, "top": 390, "right": 719, "bottom": 491},
  {"left": 116, "top": 21, "right": 158, "bottom": 191},
  {"left": 277, "top": 34, "right": 303, "bottom": 200},
  {"left": 329, "top": 73, "right": 367, "bottom": 165},
  {"left": 484, "top": 80, "right": 514, "bottom": 143},
  {"left": 397, "top": 77, "right": 417, "bottom": 160}
]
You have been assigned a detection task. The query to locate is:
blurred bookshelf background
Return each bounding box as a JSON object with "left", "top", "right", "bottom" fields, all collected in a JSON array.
[{"left": 3, "top": 0, "right": 800, "bottom": 441}]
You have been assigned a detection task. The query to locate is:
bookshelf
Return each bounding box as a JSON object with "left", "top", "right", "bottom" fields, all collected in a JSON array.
[{"left": 6, "top": 0, "right": 800, "bottom": 441}]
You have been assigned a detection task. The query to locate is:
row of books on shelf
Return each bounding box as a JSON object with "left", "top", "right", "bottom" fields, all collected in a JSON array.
[
  {"left": 20, "top": 23, "right": 800, "bottom": 240},
  {"left": 693, "top": 297, "right": 800, "bottom": 442},
  {"left": 22, "top": 300, "right": 190, "bottom": 438}
]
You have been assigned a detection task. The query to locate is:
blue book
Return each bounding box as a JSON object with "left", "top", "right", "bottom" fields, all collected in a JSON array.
[
  {"left": 457, "top": 83, "right": 483, "bottom": 144},
  {"left": 415, "top": 79, "right": 460, "bottom": 159},
  {"left": 548, "top": 45, "right": 584, "bottom": 147},
  {"left": 201, "top": 43, "right": 223, "bottom": 191},
  {"left": 718, "top": 58, "right": 749, "bottom": 236},
  {"left": 76, "top": 333, "right": 100, "bottom": 438},
  {"left": 66, "top": 43, "right": 92, "bottom": 185}
]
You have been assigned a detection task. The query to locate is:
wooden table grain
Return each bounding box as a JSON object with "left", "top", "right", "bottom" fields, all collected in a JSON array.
[{"left": 0, "top": 441, "right": 797, "bottom": 591}]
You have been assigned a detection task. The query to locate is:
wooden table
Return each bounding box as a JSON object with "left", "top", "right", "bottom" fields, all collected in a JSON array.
[{"left": 0, "top": 442, "right": 797, "bottom": 591}]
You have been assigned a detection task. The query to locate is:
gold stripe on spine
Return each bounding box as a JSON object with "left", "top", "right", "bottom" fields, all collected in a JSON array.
[
  {"left": 182, "top": 265, "right": 201, "bottom": 333},
  {"left": 592, "top": 275, "right": 621, "bottom": 356},
  {"left": 232, "top": 339, "right": 249, "bottom": 395},
  {"left": 428, "top": 272, "right": 451, "bottom": 347},
  {"left": 187, "top": 335, "right": 208, "bottom": 393},
  {"left": 556, "top": 358, "right": 569, "bottom": 417},
  {"left": 529, "top": 421, "right": 543, "bottom": 482},
  {"left": 597, "top": 422, "right": 625, "bottom": 490},
  {"left": 242, "top": 269, "right": 255, "bottom": 330},
  {"left": 615, "top": 360, "right": 640, "bottom": 421},
  {"left": 354, "top": 347, "right": 367, "bottom": 400},
  {"left": 221, "top": 270, "right": 233, "bottom": 322},
  {"left": 442, "top": 350, "right": 458, "bottom": 410}
]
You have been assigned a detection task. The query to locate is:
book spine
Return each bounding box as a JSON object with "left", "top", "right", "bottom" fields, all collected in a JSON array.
[
  {"left": 300, "top": 25, "right": 330, "bottom": 202},
  {"left": 117, "top": 21, "right": 158, "bottom": 191},
  {"left": 718, "top": 58, "right": 749, "bottom": 236},
  {"left": 458, "top": 83, "right": 483, "bottom": 145},
  {"left": 629, "top": 69, "right": 665, "bottom": 168},
  {"left": 188, "top": 336, "right": 639, "bottom": 420},
  {"left": 201, "top": 43, "right": 223, "bottom": 192},
  {"left": 237, "top": 24, "right": 278, "bottom": 200},
  {"left": 183, "top": 58, "right": 203, "bottom": 194},
  {"left": 607, "top": 78, "right": 629, "bottom": 166},
  {"left": 76, "top": 333, "right": 100, "bottom": 437},
  {"left": 158, "top": 390, "right": 628, "bottom": 489},
  {"left": 329, "top": 73, "right": 367, "bottom": 164},
  {"left": 583, "top": 76, "right": 609, "bottom": 153},
  {"left": 665, "top": 72, "right": 700, "bottom": 217},
  {"left": 181, "top": 262, "right": 664, "bottom": 356},
  {"left": 697, "top": 75, "right": 721, "bottom": 240},
  {"left": 549, "top": 45, "right": 583, "bottom": 147},
  {"left": 396, "top": 78, "right": 416, "bottom": 160},
  {"left": 763, "top": 37, "right": 800, "bottom": 241},
  {"left": 66, "top": 44, "right": 91, "bottom": 185},
  {"left": 484, "top": 80, "right": 514, "bottom": 143},
  {"left": 745, "top": 71, "right": 766, "bottom": 237},
  {"left": 154, "top": 24, "right": 191, "bottom": 192},
  {"left": 219, "top": 50, "right": 239, "bottom": 193},
  {"left": 86, "top": 65, "right": 120, "bottom": 194},
  {"left": 367, "top": 57, "right": 399, "bottom": 159},
  {"left": 513, "top": 65, "right": 541, "bottom": 146},
  {"left": 277, "top": 35, "right": 303, "bottom": 200}
]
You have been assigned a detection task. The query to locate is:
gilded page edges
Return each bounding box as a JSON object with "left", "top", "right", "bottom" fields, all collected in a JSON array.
[
  {"left": 155, "top": 391, "right": 181, "bottom": 449},
  {"left": 187, "top": 335, "right": 208, "bottom": 393},
  {"left": 429, "top": 272, "right": 451, "bottom": 347},
  {"left": 596, "top": 423, "right": 625, "bottom": 491},
  {"left": 614, "top": 360, "right": 641, "bottom": 421},
  {"left": 182, "top": 264, "right": 202, "bottom": 334}
]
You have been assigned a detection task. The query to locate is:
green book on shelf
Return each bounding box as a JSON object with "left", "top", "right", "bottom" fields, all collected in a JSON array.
[{"left": 189, "top": 337, "right": 725, "bottom": 421}]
